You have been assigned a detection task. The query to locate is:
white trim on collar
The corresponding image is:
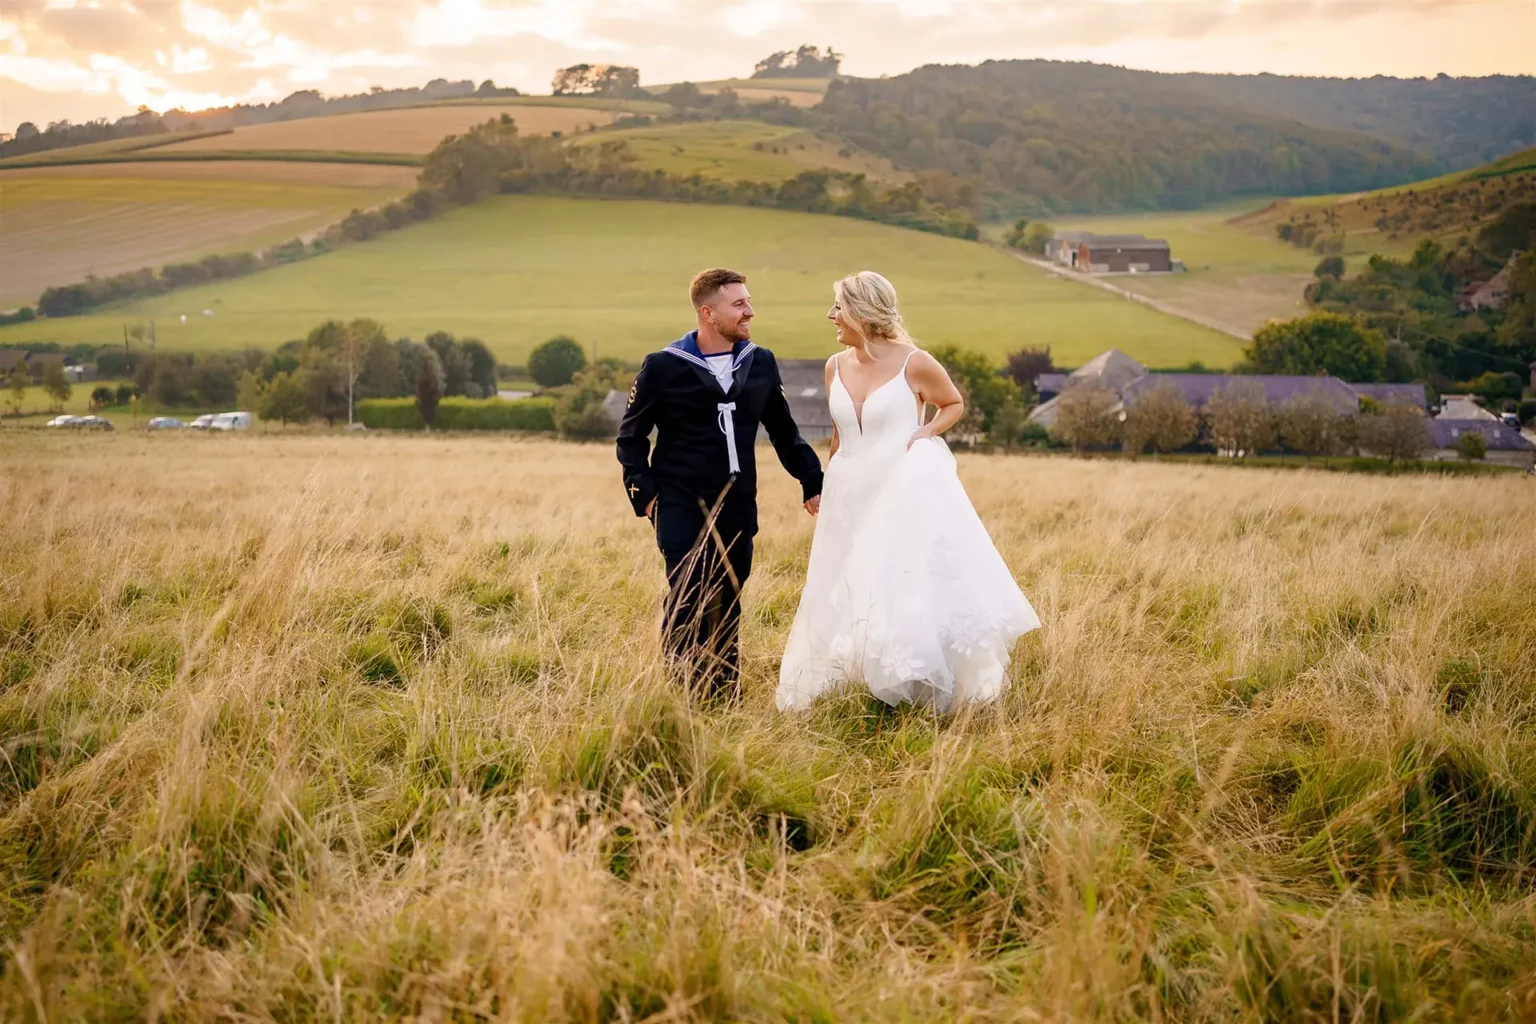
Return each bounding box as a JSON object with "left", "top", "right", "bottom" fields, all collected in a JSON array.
[{"left": 663, "top": 342, "right": 757, "bottom": 371}]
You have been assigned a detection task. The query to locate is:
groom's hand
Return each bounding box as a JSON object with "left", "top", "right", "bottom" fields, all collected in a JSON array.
[{"left": 803, "top": 496, "right": 820, "bottom": 516}]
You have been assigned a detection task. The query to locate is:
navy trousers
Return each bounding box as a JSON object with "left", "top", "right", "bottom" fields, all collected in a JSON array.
[{"left": 653, "top": 490, "right": 756, "bottom": 700}]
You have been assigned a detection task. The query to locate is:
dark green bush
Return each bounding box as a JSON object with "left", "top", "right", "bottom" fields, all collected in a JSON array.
[{"left": 355, "top": 396, "right": 555, "bottom": 431}]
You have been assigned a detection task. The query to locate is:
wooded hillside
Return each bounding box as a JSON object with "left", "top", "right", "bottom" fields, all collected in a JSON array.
[{"left": 816, "top": 61, "right": 1530, "bottom": 215}]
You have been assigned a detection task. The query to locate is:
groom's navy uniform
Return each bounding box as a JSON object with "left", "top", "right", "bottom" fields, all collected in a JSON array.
[{"left": 618, "top": 331, "right": 823, "bottom": 698}]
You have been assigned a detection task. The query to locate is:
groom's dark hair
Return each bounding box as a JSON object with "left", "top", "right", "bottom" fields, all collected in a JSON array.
[{"left": 690, "top": 268, "right": 746, "bottom": 309}]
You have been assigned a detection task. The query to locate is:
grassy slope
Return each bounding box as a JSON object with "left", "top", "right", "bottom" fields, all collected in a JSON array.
[
  {"left": 1, "top": 433, "right": 1532, "bottom": 1019},
  {"left": 0, "top": 195, "right": 1241, "bottom": 368},
  {"left": 573, "top": 120, "right": 909, "bottom": 183},
  {"left": 157, "top": 105, "right": 628, "bottom": 156}
]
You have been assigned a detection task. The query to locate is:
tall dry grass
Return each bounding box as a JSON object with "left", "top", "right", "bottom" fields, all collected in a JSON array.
[{"left": 1, "top": 432, "right": 1533, "bottom": 1022}]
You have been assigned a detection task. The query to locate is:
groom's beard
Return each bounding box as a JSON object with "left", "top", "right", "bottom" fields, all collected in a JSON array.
[{"left": 721, "top": 320, "right": 752, "bottom": 343}]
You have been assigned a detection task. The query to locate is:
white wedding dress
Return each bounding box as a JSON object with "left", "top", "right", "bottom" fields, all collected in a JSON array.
[{"left": 776, "top": 350, "right": 1041, "bottom": 712}]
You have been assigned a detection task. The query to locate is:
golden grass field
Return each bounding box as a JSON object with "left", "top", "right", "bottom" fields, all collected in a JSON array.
[
  {"left": 157, "top": 105, "right": 624, "bottom": 157},
  {"left": 2, "top": 432, "right": 1533, "bottom": 1021},
  {"left": 0, "top": 161, "right": 417, "bottom": 307}
]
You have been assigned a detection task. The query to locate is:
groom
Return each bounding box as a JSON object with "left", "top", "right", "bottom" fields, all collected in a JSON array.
[{"left": 617, "top": 268, "right": 823, "bottom": 701}]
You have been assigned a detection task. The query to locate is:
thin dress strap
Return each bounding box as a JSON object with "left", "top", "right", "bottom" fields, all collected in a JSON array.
[{"left": 900, "top": 347, "right": 924, "bottom": 422}]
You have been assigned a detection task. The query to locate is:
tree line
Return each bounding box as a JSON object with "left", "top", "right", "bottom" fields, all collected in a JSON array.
[
  {"left": 3, "top": 78, "right": 522, "bottom": 160},
  {"left": 1048, "top": 379, "right": 1449, "bottom": 465}
]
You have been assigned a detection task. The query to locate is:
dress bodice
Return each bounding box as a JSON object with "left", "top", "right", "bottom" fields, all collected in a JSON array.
[{"left": 829, "top": 350, "right": 921, "bottom": 458}]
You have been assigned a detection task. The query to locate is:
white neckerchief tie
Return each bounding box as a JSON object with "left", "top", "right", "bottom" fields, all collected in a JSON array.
[{"left": 717, "top": 402, "right": 739, "bottom": 474}]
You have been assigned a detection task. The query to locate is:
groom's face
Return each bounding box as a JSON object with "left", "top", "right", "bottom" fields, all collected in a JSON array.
[{"left": 703, "top": 283, "right": 754, "bottom": 342}]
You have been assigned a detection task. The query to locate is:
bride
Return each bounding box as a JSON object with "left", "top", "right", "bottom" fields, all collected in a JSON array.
[{"left": 776, "top": 271, "right": 1041, "bottom": 712}]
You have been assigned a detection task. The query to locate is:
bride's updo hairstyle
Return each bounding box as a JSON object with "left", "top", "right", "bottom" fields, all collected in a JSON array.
[{"left": 834, "top": 271, "right": 914, "bottom": 346}]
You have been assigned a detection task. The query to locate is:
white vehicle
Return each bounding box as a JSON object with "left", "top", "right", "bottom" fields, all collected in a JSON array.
[
  {"left": 148, "top": 417, "right": 186, "bottom": 430},
  {"left": 45, "top": 415, "right": 83, "bottom": 427},
  {"left": 189, "top": 414, "right": 218, "bottom": 429},
  {"left": 209, "top": 411, "right": 253, "bottom": 431}
]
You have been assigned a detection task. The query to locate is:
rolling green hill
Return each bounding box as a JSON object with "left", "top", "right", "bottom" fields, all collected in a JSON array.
[
  {"left": 570, "top": 120, "right": 907, "bottom": 183},
  {"left": 1237, "top": 146, "right": 1536, "bottom": 254},
  {"left": 0, "top": 196, "right": 1241, "bottom": 368}
]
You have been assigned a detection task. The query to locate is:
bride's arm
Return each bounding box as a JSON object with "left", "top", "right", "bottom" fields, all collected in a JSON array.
[{"left": 907, "top": 352, "right": 965, "bottom": 445}]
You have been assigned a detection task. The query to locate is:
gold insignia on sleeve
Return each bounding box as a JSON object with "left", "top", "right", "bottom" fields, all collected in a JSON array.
[{"left": 627, "top": 381, "right": 638, "bottom": 406}]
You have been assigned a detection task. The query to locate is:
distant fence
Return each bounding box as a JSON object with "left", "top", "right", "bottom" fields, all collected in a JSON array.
[{"left": 356, "top": 396, "right": 556, "bottom": 432}]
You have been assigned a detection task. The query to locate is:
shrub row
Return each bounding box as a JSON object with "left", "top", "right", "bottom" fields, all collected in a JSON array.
[{"left": 356, "top": 396, "right": 556, "bottom": 432}]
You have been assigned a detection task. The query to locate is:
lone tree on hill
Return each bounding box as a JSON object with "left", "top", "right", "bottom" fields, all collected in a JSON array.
[
  {"left": 551, "top": 64, "right": 641, "bottom": 97},
  {"left": 1121, "top": 381, "right": 1197, "bottom": 455},
  {"left": 1050, "top": 382, "right": 1120, "bottom": 453},
  {"left": 1454, "top": 430, "right": 1488, "bottom": 461},
  {"left": 1277, "top": 390, "right": 1349, "bottom": 463},
  {"left": 258, "top": 371, "right": 310, "bottom": 426},
  {"left": 41, "top": 361, "right": 72, "bottom": 411},
  {"left": 1359, "top": 403, "right": 1431, "bottom": 466},
  {"left": 1002, "top": 346, "right": 1055, "bottom": 394},
  {"left": 752, "top": 45, "right": 842, "bottom": 79},
  {"left": 1205, "top": 380, "right": 1275, "bottom": 459},
  {"left": 415, "top": 347, "right": 445, "bottom": 430},
  {"left": 1245, "top": 311, "right": 1386, "bottom": 381},
  {"left": 528, "top": 336, "right": 587, "bottom": 389},
  {"left": 5, "top": 366, "right": 27, "bottom": 415}
]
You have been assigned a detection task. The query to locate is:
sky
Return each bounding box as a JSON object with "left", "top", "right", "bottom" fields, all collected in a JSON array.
[{"left": 3, "top": 0, "right": 1534, "bottom": 130}]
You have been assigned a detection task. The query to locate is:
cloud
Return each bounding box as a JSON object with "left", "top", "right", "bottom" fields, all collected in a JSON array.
[{"left": 1, "top": 0, "right": 1530, "bottom": 129}]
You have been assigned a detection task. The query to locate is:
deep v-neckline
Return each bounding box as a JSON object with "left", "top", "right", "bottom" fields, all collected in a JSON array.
[{"left": 838, "top": 350, "right": 913, "bottom": 435}]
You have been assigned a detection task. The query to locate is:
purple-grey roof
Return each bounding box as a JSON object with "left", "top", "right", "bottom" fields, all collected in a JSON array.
[
  {"left": 1082, "top": 235, "right": 1171, "bottom": 250},
  {"left": 1428, "top": 419, "right": 1536, "bottom": 451},
  {"left": 1351, "top": 383, "right": 1427, "bottom": 409},
  {"left": 1036, "top": 372, "right": 1069, "bottom": 395},
  {"left": 777, "top": 357, "right": 833, "bottom": 430},
  {"left": 1124, "top": 373, "right": 1359, "bottom": 412}
]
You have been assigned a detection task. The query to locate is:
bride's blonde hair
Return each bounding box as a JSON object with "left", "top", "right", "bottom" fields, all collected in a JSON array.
[{"left": 834, "top": 271, "right": 914, "bottom": 346}]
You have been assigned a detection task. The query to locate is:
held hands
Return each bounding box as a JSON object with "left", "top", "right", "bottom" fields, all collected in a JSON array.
[{"left": 803, "top": 496, "right": 820, "bottom": 517}]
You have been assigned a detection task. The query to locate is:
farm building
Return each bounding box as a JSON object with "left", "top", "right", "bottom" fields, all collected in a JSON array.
[
  {"left": 1455, "top": 260, "right": 1515, "bottom": 312},
  {"left": 0, "top": 348, "right": 95, "bottom": 385},
  {"left": 1353, "top": 383, "right": 1428, "bottom": 411},
  {"left": 768, "top": 358, "right": 834, "bottom": 440},
  {"left": 1046, "top": 233, "right": 1174, "bottom": 273},
  {"left": 1427, "top": 420, "right": 1536, "bottom": 469},
  {"left": 1076, "top": 235, "right": 1173, "bottom": 274},
  {"left": 1044, "top": 231, "right": 1093, "bottom": 267},
  {"left": 1029, "top": 348, "right": 1429, "bottom": 429},
  {"left": 1435, "top": 395, "right": 1498, "bottom": 421}
]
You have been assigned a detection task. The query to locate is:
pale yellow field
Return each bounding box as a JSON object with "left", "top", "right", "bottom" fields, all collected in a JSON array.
[
  {"left": 2, "top": 433, "right": 1532, "bottom": 1020},
  {"left": 158, "top": 104, "right": 625, "bottom": 156}
]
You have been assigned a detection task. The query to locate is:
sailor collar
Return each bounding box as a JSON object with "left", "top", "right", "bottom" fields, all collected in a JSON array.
[{"left": 661, "top": 331, "right": 757, "bottom": 379}]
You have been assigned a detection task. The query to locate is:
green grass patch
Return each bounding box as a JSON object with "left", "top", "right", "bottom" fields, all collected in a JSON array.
[
  {"left": 0, "top": 195, "right": 1243, "bottom": 367},
  {"left": 576, "top": 119, "right": 905, "bottom": 183}
]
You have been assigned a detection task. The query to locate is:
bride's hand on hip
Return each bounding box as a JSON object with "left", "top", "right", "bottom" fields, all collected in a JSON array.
[{"left": 906, "top": 428, "right": 933, "bottom": 450}]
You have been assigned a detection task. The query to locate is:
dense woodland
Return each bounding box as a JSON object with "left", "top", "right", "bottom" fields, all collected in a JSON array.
[
  {"left": 1171, "top": 72, "right": 1536, "bottom": 169},
  {"left": 815, "top": 61, "right": 1443, "bottom": 215}
]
